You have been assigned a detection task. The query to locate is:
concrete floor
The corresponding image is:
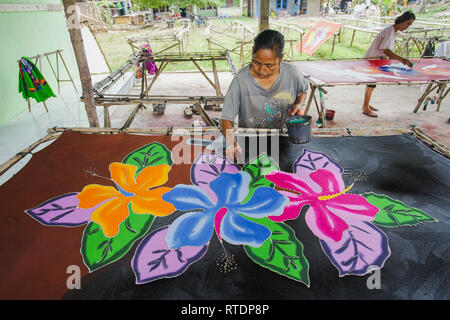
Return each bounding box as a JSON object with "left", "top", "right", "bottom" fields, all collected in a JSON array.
[{"left": 1, "top": 70, "right": 449, "bottom": 186}]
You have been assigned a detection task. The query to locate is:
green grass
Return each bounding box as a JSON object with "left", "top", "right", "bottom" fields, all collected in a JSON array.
[{"left": 412, "top": 3, "right": 450, "bottom": 19}]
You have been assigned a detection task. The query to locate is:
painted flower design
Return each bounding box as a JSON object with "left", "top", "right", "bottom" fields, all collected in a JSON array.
[
  {"left": 77, "top": 162, "right": 175, "bottom": 237},
  {"left": 163, "top": 171, "right": 289, "bottom": 249},
  {"left": 265, "top": 168, "right": 379, "bottom": 242}
]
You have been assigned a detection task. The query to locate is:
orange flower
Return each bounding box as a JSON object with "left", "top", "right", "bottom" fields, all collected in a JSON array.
[{"left": 77, "top": 163, "right": 175, "bottom": 237}]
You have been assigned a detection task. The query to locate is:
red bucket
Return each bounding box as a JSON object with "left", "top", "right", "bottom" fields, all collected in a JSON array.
[{"left": 325, "top": 109, "right": 335, "bottom": 121}]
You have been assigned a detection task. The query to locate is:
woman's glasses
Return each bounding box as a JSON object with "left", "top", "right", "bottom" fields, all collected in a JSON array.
[{"left": 251, "top": 59, "right": 277, "bottom": 70}]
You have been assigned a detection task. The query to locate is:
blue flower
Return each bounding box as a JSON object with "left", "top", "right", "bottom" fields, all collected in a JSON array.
[{"left": 163, "top": 172, "right": 288, "bottom": 249}]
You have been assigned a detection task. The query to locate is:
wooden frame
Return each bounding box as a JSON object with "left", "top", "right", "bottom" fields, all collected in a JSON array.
[
  {"left": 127, "top": 23, "right": 192, "bottom": 56},
  {"left": 299, "top": 58, "right": 450, "bottom": 127},
  {"left": 91, "top": 50, "right": 234, "bottom": 129},
  {"left": 4, "top": 125, "right": 449, "bottom": 180},
  {"left": 18, "top": 50, "right": 78, "bottom": 113}
]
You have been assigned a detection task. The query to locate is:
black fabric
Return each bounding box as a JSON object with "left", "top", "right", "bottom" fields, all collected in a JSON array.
[
  {"left": 422, "top": 40, "right": 436, "bottom": 58},
  {"left": 63, "top": 134, "right": 450, "bottom": 300}
]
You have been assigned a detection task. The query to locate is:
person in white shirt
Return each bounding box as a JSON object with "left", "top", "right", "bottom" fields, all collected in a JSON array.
[
  {"left": 362, "top": 11, "right": 415, "bottom": 117},
  {"left": 435, "top": 41, "right": 450, "bottom": 58}
]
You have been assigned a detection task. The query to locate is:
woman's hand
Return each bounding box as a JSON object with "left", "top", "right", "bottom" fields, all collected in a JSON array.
[
  {"left": 225, "top": 142, "right": 242, "bottom": 161},
  {"left": 289, "top": 92, "right": 307, "bottom": 116},
  {"left": 401, "top": 57, "right": 413, "bottom": 67},
  {"left": 289, "top": 103, "right": 306, "bottom": 116}
]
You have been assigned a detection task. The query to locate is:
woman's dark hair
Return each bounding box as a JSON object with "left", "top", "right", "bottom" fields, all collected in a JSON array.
[
  {"left": 395, "top": 11, "right": 416, "bottom": 24},
  {"left": 253, "top": 29, "right": 285, "bottom": 58}
]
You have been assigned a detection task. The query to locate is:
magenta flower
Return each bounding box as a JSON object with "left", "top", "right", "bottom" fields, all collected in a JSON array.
[{"left": 265, "top": 150, "right": 379, "bottom": 242}]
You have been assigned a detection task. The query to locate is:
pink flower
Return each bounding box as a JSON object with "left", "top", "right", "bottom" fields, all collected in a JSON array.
[{"left": 265, "top": 169, "right": 379, "bottom": 242}]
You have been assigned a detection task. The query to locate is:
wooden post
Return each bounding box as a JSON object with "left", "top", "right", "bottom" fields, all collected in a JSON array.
[
  {"left": 331, "top": 34, "right": 337, "bottom": 55},
  {"left": 239, "top": 41, "right": 244, "bottom": 68},
  {"left": 259, "top": 0, "right": 269, "bottom": 32},
  {"left": 42, "top": 101, "right": 49, "bottom": 113},
  {"left": 304, "top": 84, "right": 317, "bottom": 115},
  {"left": 83, "top": 21, "right": 112, "bottom": 73},
  {"left": 62, "top": 0, "right": 99, "bottom": 127},
  {"left": 436, "top": 83, "right": 448, "bottom": 111},
  {"left": 143, "top": 61, "right": 169, "bottom": 96},
  {"left": 103, "top": 106, "right": 111, "bottom": 127},
  {"left": 414, "top": 83, "right": 435, "bottom": 112},
  {"left": 350, "top": 29, "right": 356, "bottom": 47},
  {"left": 211, "top": 58, "right": 222, "bottom": 96},
  {"left": 58, "top": 50, "right": 79, "bottom": 94}
]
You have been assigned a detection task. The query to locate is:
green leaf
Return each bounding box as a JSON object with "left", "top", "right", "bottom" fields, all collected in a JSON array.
[
  {"left": 81, "top": 204, "right": 155, "bottom": 272},
  {"left": 122, "top": 142, "right": 173, "bottom": 175},
  {"left": 244, "top": 217, "right": 310, "bottom": 286},
  {"left": 363, "top": 192, "right": 438, "bottom": 227},
  {"left": 242, "top": 153, "right": 279, "bottom": 203}
]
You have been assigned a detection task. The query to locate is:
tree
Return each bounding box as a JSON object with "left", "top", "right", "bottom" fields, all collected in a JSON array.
[{"left": 132, "top": 0, "right": 221, "bottom": 10}]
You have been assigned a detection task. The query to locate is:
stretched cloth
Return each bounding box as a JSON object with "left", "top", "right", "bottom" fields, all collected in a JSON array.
[
  {"left": 18, "top": 57, "right": 56, "bottom": 103},
  {"left": 0, "top": 131, "right": 448, "bottom": 300},
  {"left": 293, "top": 58, "right": 450, "bottom": 84}
]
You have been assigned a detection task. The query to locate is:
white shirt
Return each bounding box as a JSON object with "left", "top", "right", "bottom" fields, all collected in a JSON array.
[
  {"left": 436, "top": 41, "right": 450, "bottom": 58},
  {"left": 364, "top": 25, "right": 396, "bottom": 59}
]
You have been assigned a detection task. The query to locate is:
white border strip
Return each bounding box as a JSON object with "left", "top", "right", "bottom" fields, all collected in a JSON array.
[{"left": 0, "top": 4, "right": 63, "bottom": 12}]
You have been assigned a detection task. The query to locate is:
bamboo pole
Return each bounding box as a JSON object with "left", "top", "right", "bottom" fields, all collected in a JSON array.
[
  {"left": 414, "top": 83, "right": 438, "bottom": 112},
  {"left": 62, "top": 0, "right": 99, "bottom": 127},
  {"left": 412, "top": 127, "right": 450, "bottom": 158},
  {"left": 0, "top": 132, "right": 61, "bottom": 178},
  {"left": 304, "top": 84, "right": 317, "bottom": 115},
  {"left": 93, "top": 95, "right": 225, "bottom": 105},
  {"left": 103, "top": 105, "right": 111, "bottom": 127},
  {"left": 211, "top": 58, "right": 222, "bottom": 96},
  {"left": 142, "top": 60, "right": 169, "bottom": 96},
  {"left": 83, "top": 21, "right": 112, "bottom": 73},
  {"left": 438, "top": 86, "right": 450, "bottom": 111},
  {"left": 42, "top": 126, "right": 416, "bottom": 141},
  {"left": 191, "top": 59, "right": 218, "bottom": 91}
]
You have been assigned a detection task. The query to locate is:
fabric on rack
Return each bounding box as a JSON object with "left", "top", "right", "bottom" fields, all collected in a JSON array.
[
  {"left": 18, "top": 57, "right": 56, "bottom": 103},
  {"left": 141, "top": 44, "right": 158, "bottom": 75},
  {"left": 436, "top": 41, "right": 450, "bottom": 58}
]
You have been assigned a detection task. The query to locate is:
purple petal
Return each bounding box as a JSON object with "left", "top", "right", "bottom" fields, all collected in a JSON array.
[
  {"left": 191, "top": 153, "right": 240, "bottom": 202},
  {"left": 132, "top": 226, "right": 208, "bottom": 284},
  {"left": 293, "top": 150, "right": 344, "bottom": 193},
  {"left": 25, "top": 193, "right": 94, "bottom": 227},
  {"left": 320, "top": 220, "right": 391, "bottom": 276}
]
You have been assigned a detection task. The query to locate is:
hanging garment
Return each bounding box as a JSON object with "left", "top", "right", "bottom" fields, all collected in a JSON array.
[
  {"left": 422, "top": 40, "right": 436, "bottom": 58},
  {"left": 140, "top": 44, "right": 158, "bottom": 75},
  {"left": 435, "top": 41, "right": 450, "bottom": 58},
  {"left": 18, "top": 57, "right": 56, "bottom": 103}
]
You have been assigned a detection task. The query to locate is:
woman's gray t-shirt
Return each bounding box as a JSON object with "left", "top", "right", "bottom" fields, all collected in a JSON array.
[{"left": 221, "top": 62, "right": 310, "bottom": 129}]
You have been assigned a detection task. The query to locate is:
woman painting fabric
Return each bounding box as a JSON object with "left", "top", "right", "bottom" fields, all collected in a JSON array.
[
  {"left": 220, "top": 29, "right": 310, "bottom": 160},
  {"left": 362, "top": 11, "right": 416, "bottom": 117}
]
